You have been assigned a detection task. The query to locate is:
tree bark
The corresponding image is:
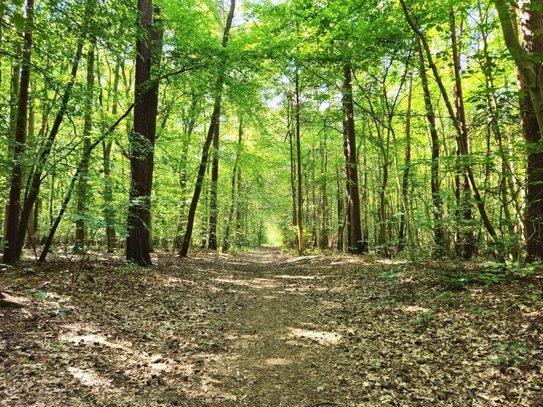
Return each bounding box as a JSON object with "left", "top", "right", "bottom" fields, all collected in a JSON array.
[
  {"left": 208, "top": 121, "right": 220, "bottom": 250},
  {"left": 342, "top": 64, "right": 365, "bottom": 254},
  {"left": 14, "top": 0, "right": 94, "bottom": 260},
  {"left": 397, "top": 73, "right": 413, "bottom": 253},
  {"left": 450, "top": 8, "right": 476, "bottom": 259},
  {"left": 126, "top": 1, "right": 163, "bottom": 266},
  {"left": 495, "top": 0, "right": 543, "bottom": 261},
  {"left": 3, "top": 0, "right": 33, "bottom": 264},
  {"left": 401, "top": 0, "right": 501, "bottom": 259},
  {"left": 223, "top": 117, "right": 243, "bottom": 251},
  {"left": 295, "top": 67, "right": 305, "bottom": 255},
  {"left": 75, "top": 43, "right": 95, "bottom": 252},
  {"left": 416, "top": 39, "right": 446, "bottom": 257}
]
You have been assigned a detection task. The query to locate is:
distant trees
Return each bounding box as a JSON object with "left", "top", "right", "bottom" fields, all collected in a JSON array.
[{"left": 2, "top": 0, "right": 543, "bottom": 264}]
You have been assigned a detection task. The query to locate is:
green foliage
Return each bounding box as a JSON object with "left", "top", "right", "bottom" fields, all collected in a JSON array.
[
  {"left": 26, "top": 288, "right": 48, "bottom": 301},
  {"left": 492, "top": 342, "right": 527, "bottom": 367},
  {"left": 115, "top": 261, "right": 140, "bottom": 275},
  {"left": 412, "top": 310, "right": 434, "bottom": 327}
]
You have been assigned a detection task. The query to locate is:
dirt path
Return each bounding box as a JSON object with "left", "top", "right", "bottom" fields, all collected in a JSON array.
[{"left": 1, "top": 250, "right": 542, "bottom": 406}]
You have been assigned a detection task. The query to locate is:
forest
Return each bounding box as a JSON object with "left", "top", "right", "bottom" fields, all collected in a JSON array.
[{"left": 1, "top": 0, "right": 543, "bottom": 405}]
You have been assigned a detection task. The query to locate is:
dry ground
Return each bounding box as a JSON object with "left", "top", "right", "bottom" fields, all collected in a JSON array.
[{"left": 1, "top": 249, "right": 543, "bottom": 406}]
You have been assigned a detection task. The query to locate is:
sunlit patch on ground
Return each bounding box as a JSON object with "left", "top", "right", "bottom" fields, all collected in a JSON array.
[
  {"left": 214, "top": 277, "right": 279, "bottom": 289},
  {"left": 67, "top": 366, "right": 113, "bottom": 389},
  {"left": 263, "top": 357, "right": 292, "bottom": 366},
  {"left": 59, "top": 323, "right": 131, "bottom": 351},
  {"left": 287, "top": 327, "right": 342, "bottom": 345},
  {"left": 274, "top": 274, "right": 319, "bottom": 280},
  {"left": 376, "top": 259, "right": 409, "bottom": 265},
  {"left": 396, "top": 305, "right": 431, "bottom": 313}
]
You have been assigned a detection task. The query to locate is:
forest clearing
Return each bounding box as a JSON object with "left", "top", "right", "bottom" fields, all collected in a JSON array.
[
  {"left": 3, "top": 0, "right": 543, "bottom": 405},
  {"left": 1, "top": 249, "right": 542, "bottom": 406}
]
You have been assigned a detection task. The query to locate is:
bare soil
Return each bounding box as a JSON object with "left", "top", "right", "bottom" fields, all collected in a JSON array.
[{"left": 1, "top": 249, "right": 542, "bottom": 406}]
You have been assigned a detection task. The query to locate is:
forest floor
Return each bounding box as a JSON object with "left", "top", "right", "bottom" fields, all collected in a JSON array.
[{"left": 1, "top": 248, "right": 543, "bottom": 406}]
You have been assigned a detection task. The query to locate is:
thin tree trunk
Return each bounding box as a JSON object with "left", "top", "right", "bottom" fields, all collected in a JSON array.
[
  {"left": 75, "top": 43, "right": 95, "bottom": 252},
  {"left": 401, "top": 0, "right": 502, "bottom": 259},
  {"left": 208, "top": 121, "right": 219, "bottom": 250},
  {"left": 103, "top": 57, "right": 121, "bottom": 253},
  {"left": 15, "top": 0, "right": 93, "bottom": 260},
  {"left": 320, "top": 121, "right": 328, "bottom": 249},
  {"left": 3, "top": 0, "right": 33, "bottom": 264},
  {"left": 223, "top": 117, "right": 243, "bottom": 251},
  {"left": 295, "top": 68, "right": 305, "bottom": 255},
  {"left": 38, "top": 105, "right": 134, "bottom": 262},
  {"left": 342, "top": 64, "right": 365, "bottom": 254},
  {"left": 398, "top": 73, "right": 413, "bottom": 253},
  {"left": 450, "top": 8, "right": 476, "bottom": 259},
  {"left": 417, "top": 39, "right": 446, "bottom": 256},
  {"left": 179, "top": 0, "right": 236, "bottom": 257}
]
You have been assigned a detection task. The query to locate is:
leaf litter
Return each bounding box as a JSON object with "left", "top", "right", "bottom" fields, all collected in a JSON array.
[{"left": 1, "top": 249, "right": 542, "bottom": 406}]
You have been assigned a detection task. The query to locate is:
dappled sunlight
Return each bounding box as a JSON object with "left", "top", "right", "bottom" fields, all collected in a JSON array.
[
  {"left": 163, "top": 276, "right": 198, "bottom": 287},
  {"left": 396, "top": 305, "right": 431, "bottom": 313},
  {"left": 59, "top": 323, "right": 132, "bottom": 351},
  {"left": 67, "top": 366, "right": 114, "bottom": 389},
  {"left": 214, "top": 277, "right": 279, "bottom": 289},
  {"left": 285, "top": 255, "right": 322, "bottom": 264},
  {"left": 274, "top": 274, "right": 320, "bottom": 280},
  {"left": 287, "top": 327, "right": 342, "bottom": 345},
  {"left": 377, "top": 259, "right": 409, "bottom": 265},
  {"left": 263, "top": 357, "right": 292, "bottom": 366}
]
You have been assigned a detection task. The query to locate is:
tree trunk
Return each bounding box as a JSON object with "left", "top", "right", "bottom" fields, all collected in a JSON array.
[
  {"left": 450, "top": 8, "right": 476, "bottom": 259},
  {"left": 14, "top": 0, "right": 94, "bottom": 260},
  {"left": 295, "top": 67, "right": 305, "bottom": 255},
  {"left": 103, "top": 57, "right": 121, "bottom": 253},
  {"left": 320, "top": 121, "right": 328, "bottom": 249},
  {"left": 223, "top": 117, "right": 243, "bottom": 251},
  {"left": 401, "top": 0, "right": 502, "bottom": 260},
  {"left": 179, "top": 0, "right": 236, "bottom": 257},
  {"left": 208, "top": 121, "right": 219, "bottom": 250},
  {"left": 495, "top": 0, "right": 543, "bottom": 261},
  {"left": 416, "top": 40, "right": 446, "bottom": 256},
  {"left": 342, "top": 64, "right": 365, "bottom": 254},
  {"left": 397, "top": 73, "right": 413, "bottom": 253},
  {"left": 126, "top": 1, "right": 162, "bottom": 266},
  {"left": 3, "top": 0, "right": 33, "bottom": 264},
  {"left": 75, "top": 43, "right": 95, "bottom": 252}
]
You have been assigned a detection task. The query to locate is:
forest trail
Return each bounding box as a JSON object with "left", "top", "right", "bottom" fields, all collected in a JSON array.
[{"left": 1, "top": 250, "right": 543, "bottom": 406}]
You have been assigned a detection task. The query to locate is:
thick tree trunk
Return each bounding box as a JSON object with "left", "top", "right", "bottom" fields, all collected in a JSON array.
[
  {"left": 497, "top": 0, "right": 543, "bottom": 261},
  {"left": 179, "top": 0, "right": 235, "bottom": 257},
  {"left": 342, "top": 64, "right": 365, "bottom": 254},
  {"left": 3, "top": 0, "right": 33, "bottom": 264},
  {"left": 126, "top": 1, "right": 162, "bottom": 266}
]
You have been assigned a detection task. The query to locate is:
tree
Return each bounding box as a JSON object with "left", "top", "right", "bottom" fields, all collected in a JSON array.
[
  {"left": 2, "top": 0, "right": 33, "bottom": 264},
  {"left": 126, "top": 0, "right": 163, "bottom": 266},
  {"left": 179, "top": 0, "right": 236, "bottom": 258},
  {"left": 494, "top": 0, "right": 543, "bottom": 261}
]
